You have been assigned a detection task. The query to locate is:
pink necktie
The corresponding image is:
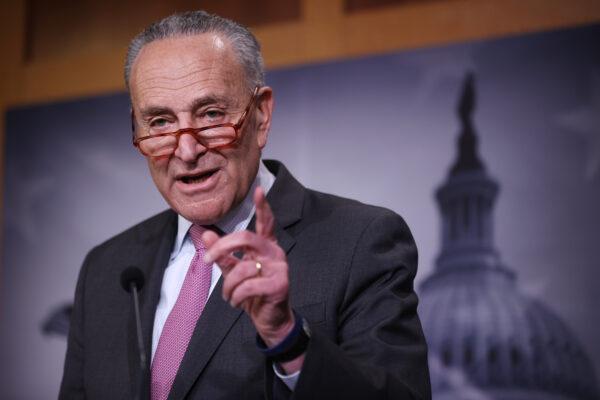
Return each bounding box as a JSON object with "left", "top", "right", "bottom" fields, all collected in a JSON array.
[{"left": 151, "top": 225, "right": 213, "bottom": 400}]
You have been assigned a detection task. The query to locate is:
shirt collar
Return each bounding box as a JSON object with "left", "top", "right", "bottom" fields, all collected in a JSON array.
[{"left": 171, "top": 160, "right": 275, "bottom": 259}]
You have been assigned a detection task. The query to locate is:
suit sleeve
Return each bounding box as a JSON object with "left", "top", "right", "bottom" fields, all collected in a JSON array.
[
  {"left": 272, "top": 210, "right": 431, "bottom": 400},
  {"left": 59, "top": 250, "right": 93, "bottom": 399}
]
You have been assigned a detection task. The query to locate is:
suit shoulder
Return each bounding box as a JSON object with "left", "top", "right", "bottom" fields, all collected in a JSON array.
[
  {"left": 303, "top": 188, "right": 408, "bottom": 230},
  {"left": 305, "top": 188, "right": 401, "bottom": 219},
  {"left": 88, "top": 209, "right": 176, "bottom": 256}
]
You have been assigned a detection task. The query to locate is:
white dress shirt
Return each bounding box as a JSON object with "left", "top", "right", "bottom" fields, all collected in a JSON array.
[{"left": 150, "top": 160, "right": 300, "bottom": 389}]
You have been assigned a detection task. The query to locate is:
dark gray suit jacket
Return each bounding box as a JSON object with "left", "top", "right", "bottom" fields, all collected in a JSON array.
[{"left": 59, "top": 160, "right": 431, "bottom": 400}]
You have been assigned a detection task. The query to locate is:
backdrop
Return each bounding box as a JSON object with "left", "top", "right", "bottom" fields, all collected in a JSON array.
[{"left": 2, "top": 23, "right": 599, "bottom": 399}]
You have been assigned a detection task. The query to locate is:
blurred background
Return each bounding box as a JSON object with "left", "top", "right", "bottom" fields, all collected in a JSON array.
[{"left": 1, "top": 1, "right": 600, "bottom": 399}]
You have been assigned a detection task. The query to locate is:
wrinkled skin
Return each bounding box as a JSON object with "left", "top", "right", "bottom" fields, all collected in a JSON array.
[{"left": 129, "top": 33, "right": 302, "bottom": 373}]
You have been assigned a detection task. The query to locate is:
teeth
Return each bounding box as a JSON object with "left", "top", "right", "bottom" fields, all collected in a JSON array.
[{"left": 189, "top": 176, "right": 207, "bottom": 183}]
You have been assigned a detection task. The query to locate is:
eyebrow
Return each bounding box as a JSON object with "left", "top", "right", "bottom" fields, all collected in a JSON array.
[{"left": 138, "top": 94, "right": 233, "bottom": 119}]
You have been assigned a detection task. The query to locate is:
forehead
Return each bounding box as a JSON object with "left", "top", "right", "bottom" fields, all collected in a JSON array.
[{"left": 129, "top": 33, "right": 246, "bottom": 105}]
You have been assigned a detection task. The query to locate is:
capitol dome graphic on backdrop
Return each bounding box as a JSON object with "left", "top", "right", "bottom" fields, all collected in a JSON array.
[{"left": 419, "top": 74, "right": 599, "bottom": 400}]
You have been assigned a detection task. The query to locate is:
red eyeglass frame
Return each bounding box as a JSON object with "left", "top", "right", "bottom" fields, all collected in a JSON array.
[{"left": 131, "top": 86, "right": 260, "bottom": 157}]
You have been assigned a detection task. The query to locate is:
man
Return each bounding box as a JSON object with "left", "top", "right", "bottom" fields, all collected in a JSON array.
[{"left": 60, "top": 10, "right": 430, "bottom": 400}]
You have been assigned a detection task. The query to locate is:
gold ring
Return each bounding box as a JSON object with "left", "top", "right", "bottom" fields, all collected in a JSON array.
[{"left": 255, "top": 261, "right": 262, "bottom": 276}]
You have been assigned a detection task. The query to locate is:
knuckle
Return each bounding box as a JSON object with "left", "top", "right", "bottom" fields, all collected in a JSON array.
[
  {"left": 243, "top": 261, "right": 257, "bottom": 276},
  {"left": 229, "top": 289, "right": 239, "bottom": 303},
  {"left": 240, "top": 231, "right": 253, "bottom": 242}
]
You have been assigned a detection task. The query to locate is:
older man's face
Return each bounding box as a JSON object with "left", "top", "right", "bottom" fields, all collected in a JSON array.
[{"left": 129, "top": 33, "right": 272, "bottom": 224}]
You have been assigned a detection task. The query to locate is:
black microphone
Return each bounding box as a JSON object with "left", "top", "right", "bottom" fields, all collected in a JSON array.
[{"left": 120, "top": 267, "right": 147, "bottom": 400}]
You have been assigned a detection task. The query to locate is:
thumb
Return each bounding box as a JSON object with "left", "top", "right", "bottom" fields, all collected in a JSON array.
[{"left": 201, "top": 230, "right": 220, "bottom": 248}]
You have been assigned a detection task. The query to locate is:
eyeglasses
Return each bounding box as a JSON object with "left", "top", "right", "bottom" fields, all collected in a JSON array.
[{"left": 132, "top": 87, "right": 259, "bottom": 157}]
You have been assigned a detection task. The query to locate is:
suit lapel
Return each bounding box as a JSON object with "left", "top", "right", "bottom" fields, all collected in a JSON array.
[
  {"left": 167, "top": 160, "right": 305, "bottom": 400},
  {"left": 125, "top": 210, "right": 178, "bottom": 399}
]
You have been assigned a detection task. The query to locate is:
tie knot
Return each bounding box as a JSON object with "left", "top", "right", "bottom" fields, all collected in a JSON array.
[{"left": 188, "top": 225, "right": 208, "bottom": 251}]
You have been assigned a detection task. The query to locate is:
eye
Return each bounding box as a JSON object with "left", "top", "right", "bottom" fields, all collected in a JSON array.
[
  {"left": 147, "top": 117, "right": 175, "bottom": 133},
  {"left": 150, "top": 118, "right": 168, "bottom": 128},
  {"left": 204, "top": 109, "right": 226, "bottom": 120}
]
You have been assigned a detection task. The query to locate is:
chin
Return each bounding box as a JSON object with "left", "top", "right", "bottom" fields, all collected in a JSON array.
[{"left": 173, "top": 197, "right": 230, "bottom": 225}]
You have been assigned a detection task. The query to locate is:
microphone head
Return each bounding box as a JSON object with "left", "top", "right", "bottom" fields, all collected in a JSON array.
[{"left": 120, "top": 266, "right": 145, "bottom": 293}]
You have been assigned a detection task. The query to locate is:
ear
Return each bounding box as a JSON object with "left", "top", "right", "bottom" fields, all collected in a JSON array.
[{"left": 254, "top": 86, "right": 274, "bottom": 149}]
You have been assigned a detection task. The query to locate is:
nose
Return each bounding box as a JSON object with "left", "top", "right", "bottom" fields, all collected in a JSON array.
[{"left": 173, "top": 130, "right": 207, "bottom": 162}]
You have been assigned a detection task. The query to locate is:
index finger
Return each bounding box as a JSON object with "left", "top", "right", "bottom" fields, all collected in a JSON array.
[
  {"left": 254, "top": 186, "right": 276, "bottom": 241},
  {"left": 201, "top": 230, "right": 239, "bottom": 274}
]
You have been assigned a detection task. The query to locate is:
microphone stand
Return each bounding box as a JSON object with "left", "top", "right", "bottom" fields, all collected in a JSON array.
[{"left": 130, "top": 281, "right": 147, "bottom": 400}]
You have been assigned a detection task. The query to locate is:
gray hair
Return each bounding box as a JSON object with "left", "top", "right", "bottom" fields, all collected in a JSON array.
[{"left": 124, "top": 10, "right": 265, "bottom": 90}]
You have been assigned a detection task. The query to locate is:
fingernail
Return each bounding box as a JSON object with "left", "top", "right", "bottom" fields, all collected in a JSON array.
[{"left": 203, "top": 253, "right": 213, "bottom": 263}]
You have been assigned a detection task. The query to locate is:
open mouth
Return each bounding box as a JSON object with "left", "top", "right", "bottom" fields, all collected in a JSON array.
[{"left": 179, "top": 169, "right": 218, "bottom": 184}]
